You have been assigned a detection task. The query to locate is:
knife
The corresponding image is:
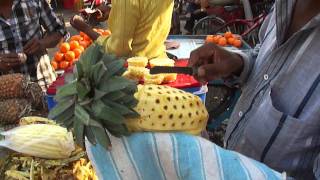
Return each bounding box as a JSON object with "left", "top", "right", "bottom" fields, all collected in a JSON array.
[{"left": 150, "top": 66, "right": 198, "bottom": 76}]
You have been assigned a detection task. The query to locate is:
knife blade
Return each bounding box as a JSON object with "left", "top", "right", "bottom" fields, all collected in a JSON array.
[{"left": 150, "top": 66, "right": 198, "bottom": 76}]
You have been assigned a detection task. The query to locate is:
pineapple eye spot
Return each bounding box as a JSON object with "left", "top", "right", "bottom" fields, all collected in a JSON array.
[
  {"left": 181, "top": 122, "right": 185, "bottom": 126},
  {"left": 179, "top": 114, "right": 183, "bottom": 119},
  {"left": 157, "top": 86, "right": 162, "bottom": 90},
  {"left": 197, "top": 102, "right": 200, "bottom": 106},
  {"left": 152, "top": 108, "right": 155, "bottom": 111},
  {"left": 167, "top": 97, "right": 171, "bottom": 101},
  {"left": 167, "top": 91, "right": 171, "bottom": 94},
  {"left": 140, "top": 120, "right": 143, "bottom": 124},
  {"left": 158, "top": 115, "right": 163, "bottom": 119},
  {"left": 182, "top": 96, "right": 187, "bottom": 100},
  {"left": 172, "top": 90, "right": 177, "bottom": 93},
  {"left": 147, "top": 93, "right": 151, "bottom": 96},
  {"left": 155, "top": 99, "right": 160, "bottom": 104},
  {"left": 173, "top": 105, "right": 177, "bottom": 109},
  {"left": 196, "top": 111, "right": 199, "bottom": 115},
  {"left": 151, "top": 123, "right": 155, "bottom": 126},
  {"left": 162, "top": 123, "right": 166, "bottom": 127},
  {"left": 190, "top": 103, "right": 193, "bottom": 107},
  {"left": 182, "top": 105, "right": 185, "bottom": 109},
  {"left": 191, "top": 121, "right": 194, "bottom": 125},
  {"left": 199, "top": 120, "right": 202, "bottom": 123},
  {"left": 171, "top": 123, "right": 175, "bottom": 127},
  {"left": 169, "top": 114, "right": 173, "bottom": 119},
  {"left": 158, "top": 92, "right": 162, "bottom": 94},
  {"left": 175, "top": 96, "right": 179, "bottom": 100},
  {"left": 179, "top": 90, "right": 184, "bottom": 93},
  {"left": 148, "top": 87, "right": 152, "bottom": 90},
  {"left": 164, "top": 106, "right": 168, "bottom": 110},
  {"left": 188, "top": 112, "right": 192, "bottom": 117},
  {"left": 188, "top": 95, "right": 192, "bottom": 98},
  {"left": 202, "top": 110, "right": 205, "bottom": 114}
]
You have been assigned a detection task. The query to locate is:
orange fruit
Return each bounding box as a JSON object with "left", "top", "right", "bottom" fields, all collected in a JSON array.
[
  {"left": 60, "top": 43, "right": 70, "bottom": 53},
  {"left": 73, "top": 48, "right": 82, "bottom": 59},
  {"left": 65, "top": 51, "right": 76, "bottom": 62},
  {"left": 51, "top": 60, "right": 58, "bottom": 70},
  {"left": 83, "top": 34, "right": 91, "bottom": 41},
  {"left": 59, "top": 61, "right": 70, "bottom": 69},
  {"left": 213, "top": 35, "right": 222, "bottom": 44},
  {"left": 54, "top": 52, "right": 64, "bottom": 62},
  {"left": 206, "top": 35, "right": 215, "bottom": 43},
  {"left": 233, "top": 39, "right": 242, "bottom": 48},
  {"left": 79, "top": 41, "right": 88, "bottom": 48},
  {"left": 218, "top": 37, "right": 227, "bottom": 46},
  {"left": 102, "top": 30, "right": 111, "bottom": 36},
  {"left": 224, "top": 31, "right": 233, "bottom": 38},
  {"left": 69, "top": 40, "right": 80, "bottom": 50},
  {"left": 77, "top": 46, "right": 85, "bottom": 52},
  {"left": 227, "top": 37, "right": 235, "bottom": 45},
  {"left": 70, "top": 35, "right": 83, "bottom": 41},
  {"left": 80, "top": 31, "right": 87, "bottom": 37}
]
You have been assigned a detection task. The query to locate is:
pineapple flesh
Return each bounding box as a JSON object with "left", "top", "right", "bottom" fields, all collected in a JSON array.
[{"left": 126, "top": 85, "right": 208, "bottom": 135}]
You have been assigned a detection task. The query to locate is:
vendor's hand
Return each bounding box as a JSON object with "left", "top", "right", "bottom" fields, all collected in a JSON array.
[
  {"left": 23, "top": 37, "right": 45, "bottom": 55},
  {"left": 95, "top": 4, "right": 111, "bottom": 22},
  {"left": 70, "top": 15, "right": 91, "bottom": 33},
  {"left": 188, "top": 43, "right": 244, "bottom": 84},
  {"left": 0, "top": 53, "right": 23, "bottom": 72}
]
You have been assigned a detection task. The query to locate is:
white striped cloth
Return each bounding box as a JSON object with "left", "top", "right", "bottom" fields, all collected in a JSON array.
[{"left": 86, "top": 133, "right": 285, "bottom": 180}]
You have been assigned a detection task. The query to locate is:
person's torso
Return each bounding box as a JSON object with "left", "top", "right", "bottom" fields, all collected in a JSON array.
[{"left": 225, "top": 0, "right": 320, "bottom": 179}]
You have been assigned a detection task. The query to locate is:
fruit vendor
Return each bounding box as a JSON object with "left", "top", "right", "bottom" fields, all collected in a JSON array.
[
  {"left": 0, "top": 0, "right": 67, "bottom": 91},
  {"left": 188, "top": 0, "right": 320, "bottom": 179},
  {"left": 70, "top": 0, "right": 174, "bottom": 59}
]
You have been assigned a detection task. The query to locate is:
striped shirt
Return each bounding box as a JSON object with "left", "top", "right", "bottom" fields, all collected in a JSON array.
[
  {"left": 224, "top": 0, "right": 320, "bottom": 179},
  {"left": 86, "top": 132, "right": 284, "bottom": 180},
  {"left": 0, "top": 0, "right": 66, "bottom": 90}
]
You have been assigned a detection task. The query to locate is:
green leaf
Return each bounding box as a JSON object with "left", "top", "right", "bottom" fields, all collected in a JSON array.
[
  {"left": 98, "top": 76, "right": 134, "bottom": 94},
  {"left": 103, "top": 59, "right": 125, "bottom": 80},
  {"left": 73, "top": 117, "right": 85, "bottom": 148},
  {"left": 55, "top": 105, "right": 75, "bottom": 124},
  {"left": 48, "top": 98, "right": 75, "bottom": 119},
  {"left": 64, "top": 73, "right": 76, "bottom": 84},
  {"left": 77, "top": 79, "right": 91, "bottom": 100},
  {"left": 92, "top": 100, "right": 124, "bottom": 124},
  {"left": 54, "top": 81, "right": 77, "bottom": 102},
  {"left": 101, "top": 54, "right": 117, "bottom": 65},
  {"left": 91, "top": 126, "right": 111, "bottom": 150},
  {"left": 75, "top": 62, "right": 84, "bottom": 79},
  {"left": 64, "top": 116, "right": 75, "bottom": 130},
  {"left": 93, "top": 88, "right": 108, "bottom": 101},
  {"left": 103, "top": 91, "right": 127, "bottom": 101},
  {"left": 91, "top": 61, "right": 107, "bottom": 84},
  {"left": 103, "top": 98, "right": 139, "bottom": 117},
  {"left": 117, "top": 95, "right": 139, "bottom": 108},
  {"left": 85, "top": 126, "right": 97, "bottom": 145},
  {"left": 106, "top": 124, "right": 130, "bottom": 137},
  {"left": 75, "top": 104, "right": 90, "bottom": 125}
]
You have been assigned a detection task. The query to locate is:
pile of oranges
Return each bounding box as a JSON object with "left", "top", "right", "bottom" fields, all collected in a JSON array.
[
  {"left": 206, "top": 31, "right": 242, "bottom": 48},
  {"left": 51, "top": 28, "right": 111, "bottom": 71}
]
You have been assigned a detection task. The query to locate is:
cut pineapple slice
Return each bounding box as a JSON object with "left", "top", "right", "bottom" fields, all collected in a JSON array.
[
  {"left": 144, "top": 74, "right": 165, "bottom": 85},
  {"left": 149, "top": 58, "right": 175, "bottom": 68},
  {"left": 163, "top": 73, "right": 177, "bottom": 83},
  {"left": 128, "top": 66, "right": 150, "bottom": 79},
  {"left": 127, "top": 57, "right": 148, "bottom": 67}
]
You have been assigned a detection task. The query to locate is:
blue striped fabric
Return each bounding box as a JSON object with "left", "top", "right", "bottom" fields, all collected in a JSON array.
[{"left": 86, "top": 133, "right": 284, "bottom": 180}]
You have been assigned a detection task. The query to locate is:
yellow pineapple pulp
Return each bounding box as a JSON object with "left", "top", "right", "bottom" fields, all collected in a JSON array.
[
  {"left": 143, "top": 74, "right": 165, "bottom": 85},
  {"left": 127, "top": 57, "right": 148, "bottom": 67},
  {"left": 125, "top": 85, "right": 208, "bottom": 135},
  {"left": 149, "top": 58, "right": 175, "bottom": 68}
]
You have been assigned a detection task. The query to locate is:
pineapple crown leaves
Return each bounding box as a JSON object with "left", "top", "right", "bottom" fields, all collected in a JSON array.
[{"left": 49, "top": 42, "right": 139, "bottom": 150}]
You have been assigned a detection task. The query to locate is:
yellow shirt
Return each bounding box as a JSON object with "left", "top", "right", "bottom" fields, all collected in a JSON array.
[{"left": 98, "top": 0, "right": 174, "bottom": 59}]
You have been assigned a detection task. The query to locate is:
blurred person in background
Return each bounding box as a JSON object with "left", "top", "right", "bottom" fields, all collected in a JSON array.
[
  {"left": 0, "top": 0, "right": 66, "bottom": 91},
  {"left": 71, "top": 0, "right": 174, "bottom": 59}
]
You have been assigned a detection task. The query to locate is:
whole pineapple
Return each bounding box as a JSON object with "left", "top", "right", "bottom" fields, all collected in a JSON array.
[
  {"left": 49, "top": 42, "right": 208, "bottom": 151},
  {"left": 0, "top": 99, "right": 32, "bottom": 125}
]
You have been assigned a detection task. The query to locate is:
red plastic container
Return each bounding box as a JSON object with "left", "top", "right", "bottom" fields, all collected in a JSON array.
[{"left": 63, "top": 0, "right": 75, "bottom": 9}]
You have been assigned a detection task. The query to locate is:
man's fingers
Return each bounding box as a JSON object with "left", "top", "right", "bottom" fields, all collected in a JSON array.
[
  {"left": 189, "top": 43, "right": 217, "bottom": 67},
  {"left": 2, "top": 53, "right": 19, "bottom": 58},
  {"left": 196, "top": 64, "right": 221, "bottom": 83},
  {"left": 23, "top": 38, "right": 37, "bottom": 52}
]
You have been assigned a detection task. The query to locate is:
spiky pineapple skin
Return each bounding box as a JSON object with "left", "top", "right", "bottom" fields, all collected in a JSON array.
[
  {"left": 125, "top": 85, "right": 209, "bottom": 135},
  {"left": 0, "top": 74, "right": 26, "bottom": 100},
  {"left": 0, "top": 99, "right": 32, "bottom": 125}
]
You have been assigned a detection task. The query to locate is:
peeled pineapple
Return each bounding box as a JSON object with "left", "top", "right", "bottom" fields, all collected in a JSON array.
[
  {"left": 127, "top": 57, "right": 148, "bottom": 67},
  {"left": 143, "top": 74, "right": 164, "bottom": 85},
  {"left": 128, "top": 66, "right": 150, "bottom": 80},
  {"left": 126, "top": 85, "right": 208, "bottom": 135},
  {"left": 0, "top": 123, "right": 75, "bottom": 159},
  {"left": 149, "top": 58, "right": 175, "bottom": 68}
]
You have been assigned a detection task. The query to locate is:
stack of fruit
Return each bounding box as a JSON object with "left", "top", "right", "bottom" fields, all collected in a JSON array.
[
  {"left": 51, "top": 29, "right": 111, "bottom": 71},
  {"left": 123, "top": 57, "right": 178, "bottom": 85},
  {"left": 0, "top": 74, "right": 47, "bottom": 127},
  {"left": 49, "top": 42, "right": 209, "bottom": 150},
  {"left": 206, "top": 31, "right": 242, "bottom": 48}
]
